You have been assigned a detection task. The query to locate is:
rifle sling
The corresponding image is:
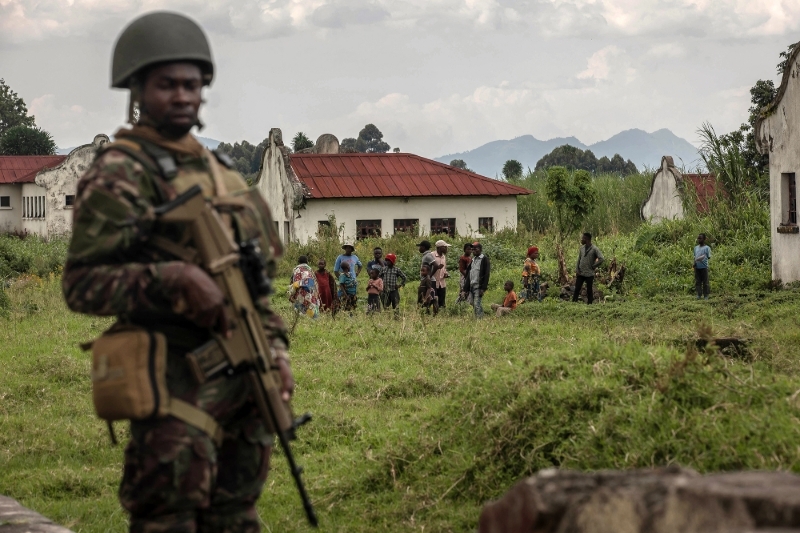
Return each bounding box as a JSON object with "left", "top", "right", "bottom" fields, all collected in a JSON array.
[{"left": 168, "top": 398, "right": 224, "bottom": 447}]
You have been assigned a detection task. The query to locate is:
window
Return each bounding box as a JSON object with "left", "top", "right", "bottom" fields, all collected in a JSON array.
[
  {"left": 273, "top": 221, "right": 279, "bottom": 234},
  {"left": 478, "top": 217, "right": 494, "bottom": 233},
  {"left": 0, "top": 196, "right": 9, "bottom": 208},
  {"left": 284, "top": 221, "right": 291, "bottom": 244},
  {"left": 356, "top": 219, "right": 381, "bottom": 240},
  {"left": 393, "top": 218, "right": 419, "bottom": 235},
  {"left": 318, "top": 220, "right": 331, "bottom": 229},
  {"left": 783, "top": 173, "right": 797, "bottom": 225},
  {"left": 430, "top": 218, "right": 456, "bottom": 237},
  {"left": 22, "top": 195, "right": 45, "bottom": 219},
  {"left": 65, "top": 195, "right": 75, "bottom": 207}
]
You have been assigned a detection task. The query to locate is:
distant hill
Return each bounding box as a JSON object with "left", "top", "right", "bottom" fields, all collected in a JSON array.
[{"left": 436, "top": 128, "right": 700, "bottom": 177}]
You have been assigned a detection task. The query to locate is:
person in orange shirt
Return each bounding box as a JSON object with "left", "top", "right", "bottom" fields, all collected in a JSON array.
[
  {"left": 520, "top": 246, "right": 541, "bottom": 303},
  {"left": 491, "top": 281, "right": 517, "bottom": 317}
]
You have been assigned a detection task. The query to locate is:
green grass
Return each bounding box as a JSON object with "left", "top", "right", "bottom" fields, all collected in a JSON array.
[{"left": 2, "top": 274, "right": 800, "bottom": 532}]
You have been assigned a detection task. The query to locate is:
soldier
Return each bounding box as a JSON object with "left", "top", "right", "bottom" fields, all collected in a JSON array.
[{"left": 62, "top": 12, "right": 295, "bottom": 533}]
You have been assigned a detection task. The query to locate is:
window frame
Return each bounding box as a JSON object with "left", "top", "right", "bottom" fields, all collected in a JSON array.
[
  {"left": 65, "top": 194, "right": 75, "bottom": 208},
  {"left": 478, "top": 217, "right": 494, "bottom": 233},
  {"left": 0, "top": 196, "right": 10, "bottom": 209},
  {"left": 430, "top": 218, "right": 456, "bottom": 237},
  {"left": 356, "top": 219, "right": 382, "bottom": 240},
  {"left": 393, "top": 218, "right": 419, "bottom": 235},
  {"left": 784, "top": 173, "right": 797, "bottom": 226}
]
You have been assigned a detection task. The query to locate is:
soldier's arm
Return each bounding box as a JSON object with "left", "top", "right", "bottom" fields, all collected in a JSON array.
[{"left": 62, "top": 150, "right": 171, "bottom": 316}]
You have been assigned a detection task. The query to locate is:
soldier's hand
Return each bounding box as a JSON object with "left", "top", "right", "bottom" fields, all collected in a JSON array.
[{"left": 161, "top": 262, "right": 230, "bottom": 337}]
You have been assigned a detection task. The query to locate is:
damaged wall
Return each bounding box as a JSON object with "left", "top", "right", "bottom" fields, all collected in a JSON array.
[
  {"left": 641, "top": 156, "right": 684, "bottom": 223},
  {"left": 35, "top": 134, "right": 109, "bottom": 236}
]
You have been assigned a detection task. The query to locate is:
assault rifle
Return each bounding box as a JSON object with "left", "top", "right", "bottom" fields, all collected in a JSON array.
[{"left": 154, "top": 185, "right": 318, "bottom": 527}]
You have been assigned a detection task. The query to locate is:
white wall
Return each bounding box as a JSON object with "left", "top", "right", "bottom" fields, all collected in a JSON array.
[
  {"left": 295, "top": 196, "right": 518, "bottom": 243},
  {"left": 642, "top": 157, "right": 684, "bottom": 223},
  {"left": 758, "top": 54, "right": 800, "bottom": 284},
  {"left": 0, "top": 184, "right": 22, "bottom": 233},
  {"left": 36, "top": 134, "right": 109, "bottom": 236}
]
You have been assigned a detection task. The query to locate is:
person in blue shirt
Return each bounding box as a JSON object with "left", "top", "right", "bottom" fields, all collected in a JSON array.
[
  {"left": 334, "top": 243, "right": 363, "bottom": 281},
  {"left": 693, "top": 233, "right": 712, "bottom": 299}
]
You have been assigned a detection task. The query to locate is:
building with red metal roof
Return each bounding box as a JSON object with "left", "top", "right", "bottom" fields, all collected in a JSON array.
[
  {"left": 641, "top": 156, "right": 723, "bottom": 223},
  {"left": 0, "top": 134, "right": 109, "bottom": 236},
  {"left": 256, "top": 129, "right": 531, "bottom": 243}
]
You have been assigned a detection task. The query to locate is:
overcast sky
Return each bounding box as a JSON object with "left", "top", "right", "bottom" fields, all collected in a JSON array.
[{"left": 2, "top": 0, "right": 799, "bottom": 157}]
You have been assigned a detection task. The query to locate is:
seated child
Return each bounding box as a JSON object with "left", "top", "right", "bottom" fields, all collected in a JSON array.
[
  {"left": 380, "top": 253, "right": 407, "bottom": 313},
  {"left": 366, "top": 268, "right": 384, "bottom": 314},
  {"left": 520, "top": 246, "right": 541, "bottom": 303},
  {"left": 337, "top": 262, "right": 358, "bottom": 311},
  {"left": 417, "top": 263, "right": 439, "bottom": 315},
  {"left": 491, "top": 281, "right": 517, "bottom": 317}
]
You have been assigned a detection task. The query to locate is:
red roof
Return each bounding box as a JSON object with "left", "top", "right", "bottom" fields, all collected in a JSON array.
[
  {"left": 290, "top": 153, "right": 531, "bottom": 199},
  {"left": 684, "top": 173, "right": 722, "bottom": 213},
  {"left": 0, "top": 155, "right": 66, "bottom": 184}
]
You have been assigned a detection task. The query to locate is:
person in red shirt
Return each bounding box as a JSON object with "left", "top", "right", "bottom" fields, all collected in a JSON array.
[
  {"left": 315, "top": 258, "right": 338, "bottom": 312},
  {"left": 491, "top": 281, "right": 517, "bottom": 317}
]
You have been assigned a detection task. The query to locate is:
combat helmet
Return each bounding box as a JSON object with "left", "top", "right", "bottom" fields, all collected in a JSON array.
[{"left": 111, "top": 12, "right": 214, "bottom": 89}]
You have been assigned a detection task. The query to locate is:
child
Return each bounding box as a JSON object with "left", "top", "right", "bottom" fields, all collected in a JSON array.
[
  {"left": 337, "top": 262, "right": 358, "bottom": 312},
  {"left": 456, "top": 242, "right": 473, "bottom": 303},
  {"left": 520, "top": 246, "right": 541, "bottom": 303},
  {"left": 417, "top": 263, "right": 439, "bottom": 315},
  {"left": 491, "top": 281, "right": 517, "bottom": 317},
  {"left": 380, "top": 253, "right": 407, "bottom": 313},
  {"left": 366, "top": 268, "right": 384, "bottom": 314}
]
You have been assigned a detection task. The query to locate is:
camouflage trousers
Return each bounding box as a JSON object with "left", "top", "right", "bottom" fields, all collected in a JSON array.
[{"left": 120, "top": 353, "right": 274, "bottom": 533}]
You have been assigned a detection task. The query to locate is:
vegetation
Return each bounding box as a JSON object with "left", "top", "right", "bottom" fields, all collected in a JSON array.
[
  {"left": 449, "top": 159, "right": 471, "bottom": 171},
  {"left": 501, "top": 159, "right": 523, "bottom": 180},
  {"left": 0, "top": 79, "right": 57, "bottom": 155},
  {"left": 292, "top": 131, "right": 314, "bottom": 152},
  {"left": 535, "top": 145, "right": 638, "bottom": 175},
  {"left": 0, "top": 78, "right": 36, "bottom": 136},
  {"left": 215, "top": 138, "right": 268, "bottom": 182},
  {"left": 341, "top": 124, "right": 391, "bottom": 154}
]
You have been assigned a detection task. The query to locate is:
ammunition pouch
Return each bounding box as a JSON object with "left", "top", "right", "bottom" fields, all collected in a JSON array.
[{"left": 88, "top": 324, "right": 223, "bottom": 446}]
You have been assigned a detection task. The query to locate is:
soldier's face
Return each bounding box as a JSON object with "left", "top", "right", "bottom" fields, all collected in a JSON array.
[{"left": 141, "top": 62, "right": 203, "bottom": 137}]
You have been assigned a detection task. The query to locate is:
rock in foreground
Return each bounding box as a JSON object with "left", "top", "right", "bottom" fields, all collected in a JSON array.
[
  {"left": 0, "top": 496, "right": 73, "bottom": 533},
  {"left": 478, "top": 466, "right": 800, "bottom": 533}
]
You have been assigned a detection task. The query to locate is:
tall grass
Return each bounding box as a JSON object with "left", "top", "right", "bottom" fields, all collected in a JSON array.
[{"left": 511, "top": 170, "right": 653, "bottom": 236}]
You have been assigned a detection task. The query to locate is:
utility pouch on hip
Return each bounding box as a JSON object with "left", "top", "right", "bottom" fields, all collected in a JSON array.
[
  {"left": 86, "top": 324, "right": 224, "bottom": 447},
  {"left": 90, "top": 325, "right": 168, "bottom": 421}
]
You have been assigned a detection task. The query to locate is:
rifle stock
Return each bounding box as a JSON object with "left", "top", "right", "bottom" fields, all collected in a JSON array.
[{"left": 158, "top": 185, "right": 318, "bottom": 527}]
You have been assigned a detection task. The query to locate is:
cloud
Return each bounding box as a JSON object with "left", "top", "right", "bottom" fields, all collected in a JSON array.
[
  {"left": 578, "top": 46, "right": 622, "bottom": 80},
  {"left": 28, "top": 93, "right": 120, "bottom": 148},
  {"left": 310, "top": 0, "right": 390, "bottom": 28}
]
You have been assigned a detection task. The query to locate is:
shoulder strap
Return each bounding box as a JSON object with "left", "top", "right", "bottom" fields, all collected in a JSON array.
[
  {"left": 168, "top": 398, "right": 224, "bottom": 447},
  {"left": 97, "top": 138, "right": 176, "bottom": 203}
]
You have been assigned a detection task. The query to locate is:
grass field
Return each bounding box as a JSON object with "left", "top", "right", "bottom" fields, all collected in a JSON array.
[{"left": 2, "top": 268, "right": 800, "bottom": 532}]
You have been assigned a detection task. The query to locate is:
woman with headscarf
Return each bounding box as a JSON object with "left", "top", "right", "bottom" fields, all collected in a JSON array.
[{"left": 287, "top": 255, "right": 321, "bottom": 318}]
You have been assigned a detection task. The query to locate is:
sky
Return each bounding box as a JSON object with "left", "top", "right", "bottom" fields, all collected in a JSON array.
[{"left": 2, "top": 0, "right": 799, "bottom": 157}]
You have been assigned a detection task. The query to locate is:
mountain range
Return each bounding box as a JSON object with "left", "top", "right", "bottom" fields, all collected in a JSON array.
[{"left": 435, "top": 128, "right": 701, "bottom": 178}]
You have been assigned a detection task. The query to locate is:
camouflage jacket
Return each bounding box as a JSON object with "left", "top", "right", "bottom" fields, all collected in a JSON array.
[{"left": 62, "top": 126, "right": 288, "bottom": 351}]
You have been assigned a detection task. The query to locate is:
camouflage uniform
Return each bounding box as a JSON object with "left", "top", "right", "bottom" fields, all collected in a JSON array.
[{"left": 63, "top": 126, "right": 288, "bottom": 533}]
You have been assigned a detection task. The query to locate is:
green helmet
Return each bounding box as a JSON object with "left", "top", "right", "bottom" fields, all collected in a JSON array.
[{"left": 111, "top": 11, "right": 214, "bottom": 89}]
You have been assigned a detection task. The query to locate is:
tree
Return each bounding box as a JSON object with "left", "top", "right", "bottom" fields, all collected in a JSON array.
[
  {"left": 0, "top": 125, "right": 56, "bottom": 155},
  {"left": 340, "top": 138, "right": 358, "bottom": 153},
  {"left": 536, "top": 145, "right": 637, "bottom": 175},
  {"left": 292, "top": 132, "right": 314, "bottom": 152},
  {"left": 0, "top": 79, "right": 35, "bottom": 137},
  {"left": 355, "top": 124, "right": 390, "bottom": 153},
  {"left": 502, "top": 159, "right": 523, "bottom": 180},
  {"left": 449, "top": 159, "right": 472, "bottom": 171},
  {"left": 216, "top": 137, "right": 269, "bottom": 182},
  {"left": 545, "top": 166, "right": 598, "bottom": 284}
]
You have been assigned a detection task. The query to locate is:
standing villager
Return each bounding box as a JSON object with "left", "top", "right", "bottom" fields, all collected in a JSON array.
[
  {"left": 432, "top": 240, "right": 451, "bottom": 307},
  {"left": 334, "top": 243, "right": 363, "bottom": 280},
  {"left": 337, "top": 262, "right": 358, "bottom": 312},
  {"left": 380, "top": 253, "right": 407, "bottom": 314},
  {"left": 316, "top": 258, "right": 337, "bottom": 312},
  {"left": 456, "top": 242, "right": 473, "bottom": 303},
  {"left": 462, "top": 241, "right": 490, "bottom": 318},
  {"left": 693, "top": 233, "right": 712, "bottom": 300},
  {"left": 572, "top": 232, "right": 604, "bottom": 304},
  {"left": 60, "top": 12, "right": 296, "bottom": 531},
  {"left": 366, "top": 247, "right": 387, "bottom": 309},
  {"left": 521, "top": 246, "right": 541, "bottom": 302},
  {"left": 417, "top": 240, "right": 440, "bottom": 278},
  {"left": 288, "top": 256, "right": 320, "bottom": 318},
  {"left": 491, "top": 281, "right": 518, "bottom": 317},
  {"left": 366, "top": 268, "right": 384, "bottom": 314},
  {"left": 417, "top": 263, "right": 439, "bottom": 315}
]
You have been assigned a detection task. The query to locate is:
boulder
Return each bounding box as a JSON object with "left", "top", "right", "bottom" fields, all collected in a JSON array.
[
  {"left": 478, "top": 467, "right": 800, "bottom": 533},
  {"left": 0, "top": 496, "right": 73, "bottom": 533}
]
